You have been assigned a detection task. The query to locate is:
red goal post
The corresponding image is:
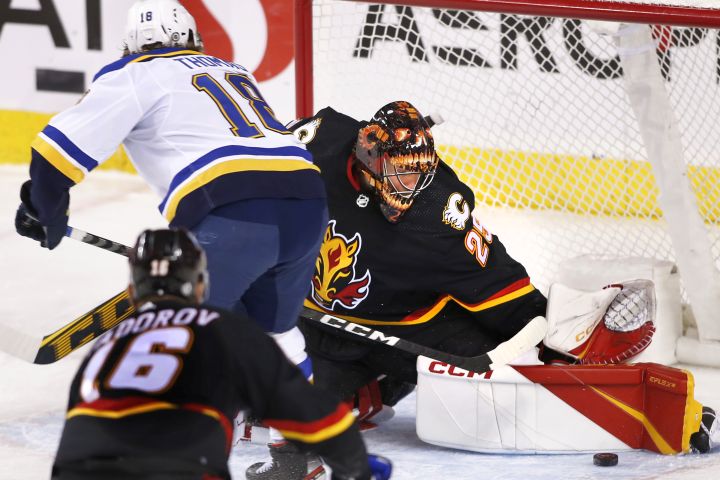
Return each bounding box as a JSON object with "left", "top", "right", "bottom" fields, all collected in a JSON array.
[{"left": 294, "top": 0, "right": 720, "bottom": 364}]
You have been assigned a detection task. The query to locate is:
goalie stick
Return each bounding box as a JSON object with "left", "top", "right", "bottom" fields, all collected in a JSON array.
[
  {"left": 300, "top": 307, "right": 547, "bottom": 372},
  {"left": 68, "top": 226, "right": 548, "bottom": 370},
  {"left": 2, "top": 227, "right": 546, "bottom": 369}
]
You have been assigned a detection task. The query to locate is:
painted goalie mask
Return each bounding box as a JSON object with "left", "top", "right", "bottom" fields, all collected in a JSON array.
[{"left": 353, "top": 101, "right": 439, "bottom": 223}]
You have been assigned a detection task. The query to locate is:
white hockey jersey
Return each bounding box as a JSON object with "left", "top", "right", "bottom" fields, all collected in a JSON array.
[{"left": 29, "top": 47, "right": 324, "bottom": 227}]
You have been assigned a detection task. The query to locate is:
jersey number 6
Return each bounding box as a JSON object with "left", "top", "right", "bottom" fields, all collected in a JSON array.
[{"left": 79, "top": 327, "right": 193, "bottom": 403}]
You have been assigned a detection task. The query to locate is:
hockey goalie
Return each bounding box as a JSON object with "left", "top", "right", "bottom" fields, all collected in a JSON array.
[
  {"left": 241, "top": 101, "right": 717, "bottom": 478},
  {"left": 416, "top": 280, "right": 718, "bottom": 455}
]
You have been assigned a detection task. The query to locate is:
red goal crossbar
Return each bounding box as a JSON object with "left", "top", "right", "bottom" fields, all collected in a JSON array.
[{"left": 294, "top": 0, "right": 720, "bottom": 117}]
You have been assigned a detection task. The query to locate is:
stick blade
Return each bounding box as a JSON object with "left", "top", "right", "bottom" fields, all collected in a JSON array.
[
  {"left": 455, "top": 353, "right": 492, "bottom": 372},
  {"left": 34, "top": 290, "right": 134, "bottom": 364},
  {"left": 0, "top": 323, "right": 42, "bottom": 363}
]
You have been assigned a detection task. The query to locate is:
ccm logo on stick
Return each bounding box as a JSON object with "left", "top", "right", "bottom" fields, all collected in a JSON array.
[{"left": 319, "top": 315, "right": 400, "bottom": 346}]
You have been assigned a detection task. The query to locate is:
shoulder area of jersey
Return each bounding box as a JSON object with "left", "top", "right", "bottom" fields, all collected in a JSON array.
[
  {"left": 289, "top": 107, "right": 362, "bottom": 142},
  {"left": 91, "top": 47, "right": 249, "bottom": 84},
  {"left": 411, "top": 163, "right": 475, "bottom": 232}
]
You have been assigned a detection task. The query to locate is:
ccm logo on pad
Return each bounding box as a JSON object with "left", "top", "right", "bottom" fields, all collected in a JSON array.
[{"left": 427, "top": 361, "right": 491, "bottom": 378}]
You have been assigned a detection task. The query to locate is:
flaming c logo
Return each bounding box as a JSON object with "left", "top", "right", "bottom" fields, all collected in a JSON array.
[{"left": 311, "top": 221, "right": 371, "bottom": 310}]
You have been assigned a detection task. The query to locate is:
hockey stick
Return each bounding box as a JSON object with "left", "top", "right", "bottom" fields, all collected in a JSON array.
[
  {"left": 0, "top": 227, "right": 134, "bottom": 363},
  {"left": 39, "top": 227, "right": 546, "bottom": 371},
  {"left": 300, "top": 307, "right": 547, "bottom": 372},
  {"left": 66, "top": 226, "right": 130, "bottom": 256},
  {"left": 0, "top": 289, "right": 134, "bottom": 364}
]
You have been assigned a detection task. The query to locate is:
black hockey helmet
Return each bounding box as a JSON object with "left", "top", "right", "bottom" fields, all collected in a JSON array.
[
  {"left": 129, "top": 228, "right": 208, "bottom": 302},
  {"left": 353, "top": 101, "right": 439, "bottom": 223}
]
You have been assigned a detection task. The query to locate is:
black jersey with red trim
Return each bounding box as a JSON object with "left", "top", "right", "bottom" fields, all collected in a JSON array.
[
  {"left": 291, "top": 107, "right": 541, "bottom": 334},
  {"left": 53, "top": 299, "right": 368, "bottom": 479}
]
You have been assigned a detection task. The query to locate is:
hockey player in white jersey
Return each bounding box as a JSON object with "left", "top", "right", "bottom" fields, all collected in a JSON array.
[{"left": 15, "top": 0, "right": 324, "bottom": 441}]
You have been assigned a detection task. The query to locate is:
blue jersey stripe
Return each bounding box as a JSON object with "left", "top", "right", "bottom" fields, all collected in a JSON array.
[
  {"left": 158, "top": 145, "right": 314, "bottom": 211},
  {"left": 93, "top": 47, "right": 203, "bottom": 82},
  {"left": 42, "top": 125, "right": 98, "bottom": 171}
]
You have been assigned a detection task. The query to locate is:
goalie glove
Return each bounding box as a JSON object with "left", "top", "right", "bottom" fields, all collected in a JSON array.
[{"left": 543, "top": 280, "right": 656, "bottom": 364}]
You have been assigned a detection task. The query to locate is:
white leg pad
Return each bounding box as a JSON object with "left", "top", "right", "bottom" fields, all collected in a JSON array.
[
  {"left": 416, "top": 358, "right": 698, "bottom": 454},
  {"left": 416, "top": 357, "right": 631, "bottom": 453}
]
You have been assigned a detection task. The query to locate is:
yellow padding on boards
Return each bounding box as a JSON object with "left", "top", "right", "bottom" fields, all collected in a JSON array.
[
  {"left": 439, "top": 145, "right": 720, "bottom": 225},
  {"left": 3, "top": 109, "right": 718, "bottom": 224},
  {"left": 0, "top": 109, "right": 136, "bottom": 173}
]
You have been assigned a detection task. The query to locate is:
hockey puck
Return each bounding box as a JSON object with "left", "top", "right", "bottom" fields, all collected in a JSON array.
[{"left": 593, "top": 453, "right": 618, "bottom": 467}]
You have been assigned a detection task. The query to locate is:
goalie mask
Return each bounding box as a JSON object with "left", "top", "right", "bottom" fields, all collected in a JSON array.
[
  {"left": 353, "top": 101, "right": 439, "bottom": 223},
  {"left": 129, "top": 228, "right": 208, "bottom": 303},
  {"left": 124, "top": 0, "right": 203, "bottom": 55}
]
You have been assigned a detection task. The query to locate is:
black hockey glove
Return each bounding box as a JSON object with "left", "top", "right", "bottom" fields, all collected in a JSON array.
[{"left": 15, "top": 180, "right": 67, "bottom": 250}]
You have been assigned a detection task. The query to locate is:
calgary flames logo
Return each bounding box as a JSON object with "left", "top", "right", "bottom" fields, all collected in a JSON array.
[
  {"left": 443, "top": 192, "right": 470, "bottom": 230},
  {"left": 311, "top": 221, "right": 371, "bottom": 310}
]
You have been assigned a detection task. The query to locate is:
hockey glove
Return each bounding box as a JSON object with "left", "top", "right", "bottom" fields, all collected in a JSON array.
[{"left": 15, "top": 180, "right": 67, "bottom": 250}]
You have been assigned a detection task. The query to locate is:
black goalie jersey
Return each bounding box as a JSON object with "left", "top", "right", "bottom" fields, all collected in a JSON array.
[{"left": 291, "top": 107, "right": 546, "bottom": 342}]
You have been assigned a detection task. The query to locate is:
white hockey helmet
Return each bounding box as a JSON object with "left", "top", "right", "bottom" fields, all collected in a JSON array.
[{"left": 124, "top": 0, "right": 203, "bottom": 54}]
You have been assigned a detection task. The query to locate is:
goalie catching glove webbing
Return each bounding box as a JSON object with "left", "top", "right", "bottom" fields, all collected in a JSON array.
[{"left": 543, "top": 279, "right": 656, "bottom": 364}]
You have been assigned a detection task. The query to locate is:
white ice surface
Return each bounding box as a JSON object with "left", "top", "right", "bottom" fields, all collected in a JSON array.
[{"left": 0, "top": 164, "right": 719, "bottom": 479}]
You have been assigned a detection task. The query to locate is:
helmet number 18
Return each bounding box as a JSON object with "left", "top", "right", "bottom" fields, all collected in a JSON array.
[{"left": 150, "top": 259, "right": 170, "bottom": 277}]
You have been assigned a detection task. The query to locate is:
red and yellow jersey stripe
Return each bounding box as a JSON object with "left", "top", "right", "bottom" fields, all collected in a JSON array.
[
  {"left": 67, "top": 397, "right": 234, "bottom": 451},
  {"left": 264, "top": 403, "right": 356, "bottom": 444},
  {"left": 305, "top": 277, "right": 535, "bottom": 327}
]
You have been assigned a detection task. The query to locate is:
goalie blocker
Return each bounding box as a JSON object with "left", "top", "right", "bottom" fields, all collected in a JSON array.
[{"left": 416, "top": 280, "right": 710, "bottom": 454}]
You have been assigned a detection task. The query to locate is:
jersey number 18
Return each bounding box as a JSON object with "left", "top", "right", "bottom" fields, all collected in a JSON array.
[{"left": 192, "top": 72, "right": 290, "bottom": 138}]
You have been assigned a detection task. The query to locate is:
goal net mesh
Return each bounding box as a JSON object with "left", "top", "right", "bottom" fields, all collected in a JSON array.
[{"left": 302, "top": 0, "right": 720, "bottom": 301}]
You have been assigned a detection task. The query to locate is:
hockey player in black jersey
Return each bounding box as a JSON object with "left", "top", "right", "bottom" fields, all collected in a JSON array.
[
  {"left": 282, "top": 101, "right": 720, "bottom": 455},
  {"left": 237, "top": 104, "right": 549, "bottom": 475},
  {"left": 237, "top": 101, "right": 720, "bottom": 469},
  {"left": 51, "top": 228, "right": 392, "bottom": 480},
  {"left": 287, "top": 101, "right": 548, "bottom": 404}
]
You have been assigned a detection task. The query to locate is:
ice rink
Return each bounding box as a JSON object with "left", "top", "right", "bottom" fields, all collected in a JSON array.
[{"left": 1, "top": 164, "right": 719, "bottom": 479}]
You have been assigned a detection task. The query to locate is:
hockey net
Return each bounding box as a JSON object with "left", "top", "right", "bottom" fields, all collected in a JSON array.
[{"left": 295, "top": 0, "right": 720, "bottom": 363}]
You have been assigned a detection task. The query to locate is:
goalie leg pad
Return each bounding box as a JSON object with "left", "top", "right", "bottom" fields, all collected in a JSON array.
[{"left": 416, "top": 357, "right": 702, "bottom": 454}]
